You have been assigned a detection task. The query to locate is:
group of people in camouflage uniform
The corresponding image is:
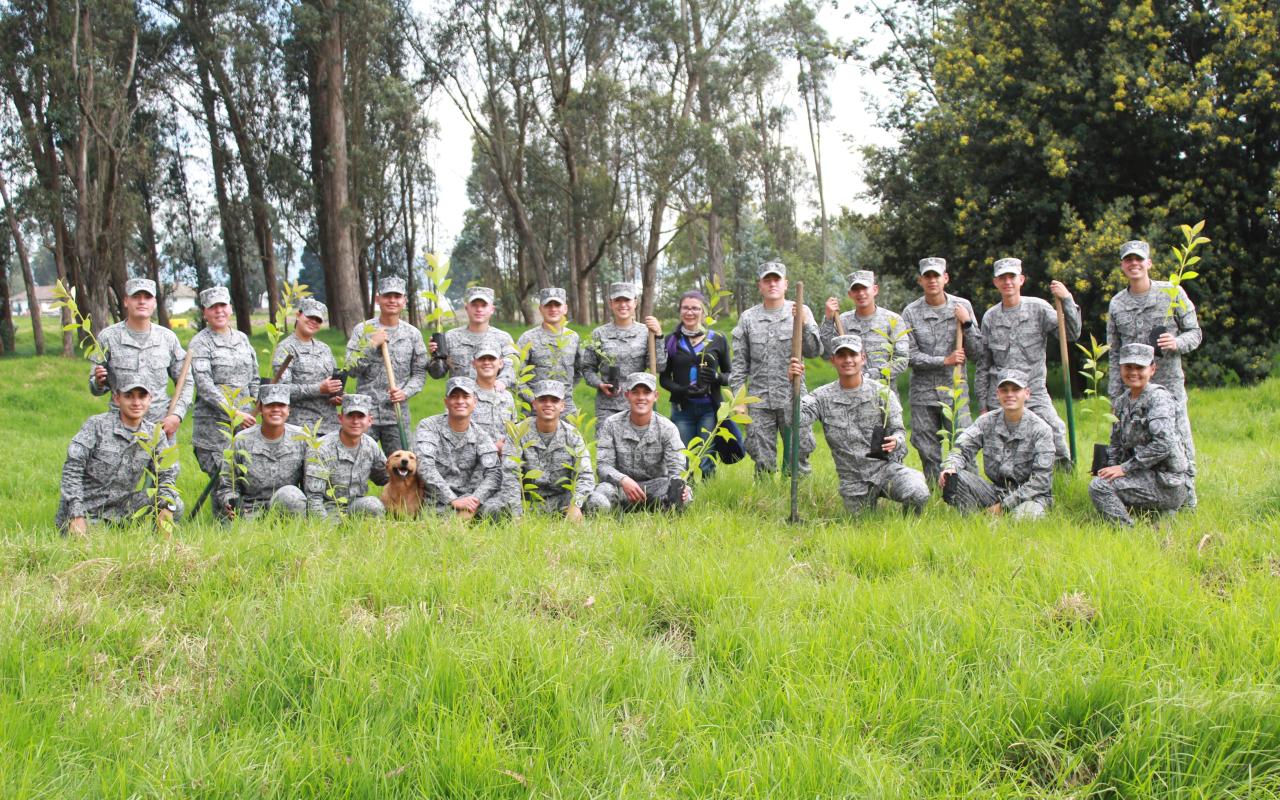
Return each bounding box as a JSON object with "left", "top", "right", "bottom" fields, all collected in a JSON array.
[{"left": 56, "top": 237, "right": 1200, "bottom": 532}]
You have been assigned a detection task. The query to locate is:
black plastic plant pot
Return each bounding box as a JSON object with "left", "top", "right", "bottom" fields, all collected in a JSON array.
[
  {"left": 1090, "top": 443, "right": 1110, "bottom": 476},
  {"left": 604, "top": 365, "right": 621, "bottom": 390},
  {"left": 330, "top": 369, "right": 348, "bottom": 395},
  {"left": 866, "top": 425, "right": 891, "bottom": 461},
  {"left": 430, "top": 331, "right": 448, "bottom": 360},
  {"left": 665, "top": 478, "right": 687, "bottom": 509},
  {"left": 942, "top": 473, "right": 961, "bottom": 503},
  {"left": 1149, "top": 325, "right": 1170, "bottom": 358}
]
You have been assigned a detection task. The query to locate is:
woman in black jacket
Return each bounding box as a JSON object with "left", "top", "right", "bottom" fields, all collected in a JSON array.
[{"left": 660, "top": 291, "right": 732, "bottom": 479}]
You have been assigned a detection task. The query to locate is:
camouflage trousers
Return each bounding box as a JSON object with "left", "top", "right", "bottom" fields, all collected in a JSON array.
[
  {"left": 585, "top": 477, "right": 690, "bottom": 513},
  {"left": 910, "top": 403, "right": 971, "bottom": 485},
  {"left": 746, "top": 405, "right": 813, "bottom": 475},
  {"left": 237, "top": 486, "right": 307, "bottom": 517},
  {"left": 1024, "top": 389, "right": 1070, "bottom": 463},
  {"left": 838, "top": 464, "right": 930, "bottom": 515},
  {"left": 318, "top": 496, "right": 386, "bottom": 519},
  {"left": 370, "top": 423, "right": 410, "bottom": 459},
  {"left": 57, "top": 492, "right": 186, "bottom": 532},
  {"left": 942, "top": 471, "right": 1048, "bottom": 520},
  {"left": 1088, "top": 471, "right": 1186, "bottom": 526},
  {"left": 195, "top": 446, "right": 223, "bottom": 480}
]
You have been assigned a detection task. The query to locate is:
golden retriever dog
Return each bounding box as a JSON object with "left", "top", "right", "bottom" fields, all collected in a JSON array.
[{"left": 382, "top": 450, "right": 424, "bottom": 518}]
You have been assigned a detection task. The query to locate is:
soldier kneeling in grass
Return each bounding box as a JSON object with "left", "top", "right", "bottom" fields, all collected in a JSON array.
[
  {"left": 940, "top": 368, "right": 1056, "bottom": 519},
  {"left": 1089, "top": 343, "right": 1190, "bottom": 525},
  {"left": 304, "top": 393, "right": 388, "bottom": 519},
  {"left": 508, "top": 381, "right": 595, "bottom": 521},
  {"left": 217, "top": 383, "right": 308, "bottom": 519},
  {"left": 414, "top": 377, "right": 506, "bottom": 520},
  {"left": 57, "top": 375, "right": 183, "bottom": 534},
  {"left": 790, "top": 335, "right": 929, "bottom": 516},
  {"left": 586, "top": 372, "right": 691, "bottom": 513}
]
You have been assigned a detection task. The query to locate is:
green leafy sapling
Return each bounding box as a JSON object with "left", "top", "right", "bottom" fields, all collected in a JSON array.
[
  {"left": 216, "top": 387, "right": 253, "bottom": 514},
  {"left": 293, "top": 418, "right": 346, "bottom": 515},
  {"left": 679, "top": 386, "right": 759, "bottom": 482},
  {"left": 1163, "top": 220, "right": 1206, "bottom": 318},
  {"left": 52, "top": 280, "right": 109, "bottom": 367},
  {"left": 935, "top": 369, "right": 967, "bottom": 459},
  {"left": 871, "top": 318, "right": 910, "bottom": 428},
  {"left": 420, "top": 253, "right": 454, "bottom": 335},
  {"left": 131, "top": 423, "right": 181, "bottom": 535},
  {"left": 263, "top": 281, "right": 313, "bottom": 359},
  {"left": 1076, "top": 334, "right": 1117, "bottom": 424}
]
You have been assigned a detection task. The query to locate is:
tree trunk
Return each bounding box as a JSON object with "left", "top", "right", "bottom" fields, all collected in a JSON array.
[
  {"left": 174, "top": 147, "right": 213, "bottom": 295},
  {"left": 688, "top": 0, "right": 726, "bottom": 317},
  {"left": 0, "top": 226, "right": 13, "bottom": 354},
  {"left": 798, "top": 60, "right": 829, "bottom": 267},
  {"left": 197, "top": 60, "right": 252, "bottom": 334},
  {"left": 135, "top": 173, "right": 171, "bottom": 328},
  {"left": 0, "top": 172, "right": 45, "bottom": 353}
]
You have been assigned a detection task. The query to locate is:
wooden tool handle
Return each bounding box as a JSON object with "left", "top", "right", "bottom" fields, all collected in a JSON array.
[
  {"left": 648, "top": 330, "right": 657, "bottom": 374},
  {"left": 381, "top": 342, "right": 399, "bottom": 392},
  {"left": 790, "top": 283, "right": 805, "bottom": 393},
  {"left": 271, "top": 353, "right": 295, "bottom": 385},
  {"left": 165, "top": 347, "right": 195, "bottom": 419}
]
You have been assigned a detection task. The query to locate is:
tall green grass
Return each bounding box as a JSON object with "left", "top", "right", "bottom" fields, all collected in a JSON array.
[{"left": 1, "top": 323, "right": 1279, "bottom": 798}]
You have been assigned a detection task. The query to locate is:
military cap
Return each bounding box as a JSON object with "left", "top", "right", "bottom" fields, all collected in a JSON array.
[
  {"left": 298, "top": 298, "right": 328, "bottom": 322},
  {"left": 1117, "top": 342, "right": 1156, "bottom": 366},
  {"left": 125, "top": 278, "right": 157, "bottom": 297},
  {"left": 830, "top": 334, "right": 864, "bottom": 354},
  {"left": 472, "top": 343, "right": 501, "bottom": 360},
  {"left": 538, "top": 287, "right": 567, "bottom": 306},
  {"left": 464, "top": 286, "right": 495, "bottom": 305},
  {"left": 377, "top": 276, "right": 407, "bottom": 296},
  {"left": 1120, "top": 240, "right": 1150, "bottom": 260},
  {"left": 113, "top": 373, "right": 151, "bottom": 394},
  {"left": 199, "top": 286, "right": 231, "bottom": 308},
  {"left": 847, "top": 270, "right": 875, "bottom": 289},
  {"left": 918, "top": 257, "right": 947, "bottom": 275},
  {"left": 608, "top": 282, "right": 638, "bottom": 300},
  {"left": 341, "top": 393, "right": 374, "bottom": 416},
  {"left": 623, "top": 372, "right": 657, "bottom": 392},
  {"left": 993, "top": 258, "right": 1023, "bottom": 277},
  {"left": 258, "top": 383, "right": 291, "bottom": 406},
  {"left": 445, "top": 376, "right": 477, "bottom": 396},
  {"left": 996, "top": 368, "right": 1030, "bottom": 389},
  {"left": 531, "top": 380, "right": 566, "bottom": 400},
  {"left": 757, "top": 261, "right": 786, "bottom": 279}
]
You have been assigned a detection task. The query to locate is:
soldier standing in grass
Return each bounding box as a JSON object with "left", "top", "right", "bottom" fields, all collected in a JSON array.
[
  {"left": 901, "top": 257, "right": 982, "bottom": 486},
  {"left": 471, "top": 344, "right": 520, "bottom": 516},
  {"left": 427, "top": 286, "right": 518, "bottom": 387},
  {"left": 414, "top": 377, "right": 505, "bottom": 520},
  {"left": 304, "top": 394, "right": 388, "bottom": 519},
  {"left": 976, "top": 258, "right": 1080, "bottom": 469},
  {"left": 1107, "top": 240, "right": 1201, "bottom": 508},
  {"left": 586, "top": 373, "right": 691, "bottom": 512},
  {"left": 581, "top": 282, "right": 666, "bottom": 420},
  {"left": 188, "top": 286, "right": 260, "bottom": 487},
  {"left": 274, "top": 298, "right": 341, "bottom": 434},
  {"left": 1089, "top": 344, "right": 1190, "bottom": 525},
  {"left": 346, "top": 276, "right": 428, "bottom": 456},
  {"left": 791, "top": 335, "right": 929, "bottom": 516},
  {"left": 90, "top": 278, "right": 192, "bottom": 436},
  {"left": 730, "top": 262, "right": 822, "bottom": 476},
  {"left": 821, "top": 270, "right": 910, "bottom": 383},
  {"left": 508, "top": 380, "right": 594, "bottom": 521},
  {"left": 517, "top": 288, "right": 581, "bottom": 416},
  {"left": 940, "top": 369, "right": 1056, "bottom": 519},
  {"left": 58, "top": 376, "right": 182, "bottom": 534},
  {"left": 216, "top": 384, "right": 308, "bottom": 518}
]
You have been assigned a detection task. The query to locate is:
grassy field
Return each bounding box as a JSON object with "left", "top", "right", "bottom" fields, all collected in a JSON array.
[{"left": 2, "top": 322, "right": 1280, "bottom": 798}]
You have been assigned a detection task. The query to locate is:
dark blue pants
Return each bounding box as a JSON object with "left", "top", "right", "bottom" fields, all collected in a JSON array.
[{"left": 672, "top": 402, "right": 718, "bottom": 479}]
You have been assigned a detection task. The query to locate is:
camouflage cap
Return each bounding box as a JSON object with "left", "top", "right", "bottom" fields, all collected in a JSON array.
[
  {"left": 199, "top": 286, "right": 231, "bottom": 308},
  {"left": 113, "top": 372, "right": 151, "bottom": 394},
  {"left": 341, "top": 393, "right": 374, "bottom": 416},
  {"left": 1120, "top": 240, "right": 1150, "bottom": 260},
  {"left": 608, "top": 282, "right": 638, "bottom": 300},
  {"left": 757, "top": 261, "right": 786, "bottom": 279},
  {"left": 996, "top": 368, "right": 1030, "bottom": 389},
  {"left": 298, "top": 298, "right": 328, "bottom": 322},
  {"left": 623, "top": 372, "right": 657, "bottom": 392},
  {"left": 993, "top": 258, "right": 1023, "bottom": 277},
  {"left": 918, "top": 257, "right": 947, "bottom": 275},
  {"left": 377, "top": 276, "right": 407, "bottom": 296},
  {"left": 445, "top": 376, "right": 477, "bottom": 396},
  {"left": 830, "top": 334, "right": 864, "bottom": 354},
  {"left": 531, "top": 380, "right": 566, "bottom": 399},
  {"left": 538, "top": 287, "right": 568, "bottom": 306},
  {"left": 1117, "top": 342, "right": 1156, "bottom": 366},
  {"left": 472, "top": 343, "right": 501, "bottom": 360},
  {"left": 258, "top": 383, "right": 291, "bottom": 406},
  {"left": 125, "top": 278, "right": 157, "bottom": 297},
  {"left": 847, "top": 270, "right": 875, "bottom": 289},
  {"left": 464, "top": 286, "right": 495, "bottom": 305}
]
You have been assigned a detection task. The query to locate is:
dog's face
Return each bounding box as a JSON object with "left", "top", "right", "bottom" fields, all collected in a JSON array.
[{"left": 386, "top": 450, "right": 418, "bottom": 481}]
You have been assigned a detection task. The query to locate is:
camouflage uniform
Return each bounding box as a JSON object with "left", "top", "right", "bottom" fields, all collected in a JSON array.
[
  {"left": 799, "top": 373, "right": 929, "bottom": 515},
  {"left": 474, "top": 383, "right": 520, "bottom": 516},
  {"left": 581, "top": 322, "right": 667, "bottom": 418},
  {"left": 820, "top": 308, "right": 910, "bottom": 382},
  {"left": 303, "top": 429, "right": 388, "bottom": 518},
  {"left": 413, "top": 412, "right": 505, "bottom": 516},
  {"left": 189, "top": 324, "right": 260, "bottom": 478},
  {"left": 587, "top": 389, "right": 689, "bottom": 512},
  {"left": 942, "top": 403, "right": 1056, "bottom": 520},
  {"left": 56, "top": 410, "right": 183, "bottom": 530},
  {"left": 1106, "top": 244, "right": 1201, "bottom": 506},
  {"left": 274, "top": 334, "right": 339, "bottom": 434},
  {"left": 902, "top": 289, "right": 982, "bottom": 484},
  {"left": 730, "top": 299, "right": 822, "bottom": 474},
  {"left": 345, "top": 318, "right": 428, "bottom": 455},
  {"left": 516, "top": 325, "right": 581, "bottom": 416},
  {"left": 977, "top": 284, "right": 1080, "bottom": 462},
  {"left": 90, "top": 322, "right": 192, "bottom": 424},
  {"left": 215, "top": 422, "right": 308, "bottom": 516},
  {"left": 426, "top": 327, "right": 518, "bottom": 385},
  {"left": 508, "top": 416, "right": 596, "bottom": 513},
  {"left": 1090, "top": 347, "right": 1189, "bottom": 525}
]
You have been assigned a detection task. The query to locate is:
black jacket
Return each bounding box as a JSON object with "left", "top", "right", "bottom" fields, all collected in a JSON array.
[{"left": 660, "top": 329, "right": 731, "bottom": 410}]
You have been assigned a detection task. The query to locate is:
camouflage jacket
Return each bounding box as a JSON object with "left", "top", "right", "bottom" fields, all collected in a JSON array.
[
  {"left": 189, "top": 327, "right": 261, "bottom": 449},
  {"left": 426, "top": 326, "right": 518, "bottom": 386},
  {"left": 976, "top": 297, "right": 1080, "bottom": 406},
  {"left": 730, "top": 302, "right": 822, "bottom": 410},
  {"left": 509, "top": 418, "right": 596, "bottom": 507},
  {"left": 57, "top": 412, "right": 180, "bottom": 526},
  {"left": 273, "top": 334, "right": 339, "bottom": 433},
  {"left": 901, "top": 294, "right": 982, "bottom": 406},
  {"left": 89, "top": 322, "right": 193, "bottom": 423},
  {"left": 516, "top": 326, "right": 581, "bottom": 407},
  {"left": 820, "top": 306, "right": 910, "bottom": 383},
  {"left": 1108, "top": 383, "right": 1189, "bottom": 483},
  {"left": 473, "top": 385, "right": 517, "bottom": 445},
  {"left": 414, "top": 414, "right": 501, "bottom": 505},
  {"left": 304, "top": 431, "right": 389, "bottom": 517},
  {"left": 346, "top": 319, "right": 428, "bottom": 423},
  {"left": 799, "top": 379, "right": 906, "bottom": 490},
  {"left": 944, "top": 410, "right": 1056, "bottom": 508},
  {"left": 217, "top": 423, "right": 308, "bottom": 511},
  {"left": 595, "top": 410, "right": 686, "bottom": 486},
  {"left": 1106, "top": 282, "right": 1201, "bottom": 402},
  {"left": 581, "top": 323, "right": 668, "bottom": 415}
]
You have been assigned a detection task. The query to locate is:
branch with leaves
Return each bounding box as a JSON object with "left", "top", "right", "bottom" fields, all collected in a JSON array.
[
  {"left": 51, "top": 281, "right": 108, "bottom": 365},
  {"left": 679, "top": 386, "right": 759, "bottom": 482},
  {"left": 264, "top": 281, "right": 313, "bottom": 359},
  {"left": 1163, "top": 221, "right": 1206, "bottom": 318},
  {"left": 131, "top": 423, "right": 180, "bottom": 535}
]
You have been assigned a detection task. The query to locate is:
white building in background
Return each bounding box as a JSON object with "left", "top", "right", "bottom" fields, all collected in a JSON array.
[
  {"left": 167, "top": 283, "right": 198, "bottom": 315},
  {"left": 8, "top": 285, "right": 57, "bottom": 316}
]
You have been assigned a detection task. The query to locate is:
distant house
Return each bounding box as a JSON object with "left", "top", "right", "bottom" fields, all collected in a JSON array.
[
  {"left": 168, "top": 283, "right": 197, "bottom": 315},
  {"left": 9, "top": 285, "right": 57, "bottom": 316}
]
